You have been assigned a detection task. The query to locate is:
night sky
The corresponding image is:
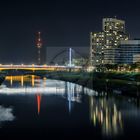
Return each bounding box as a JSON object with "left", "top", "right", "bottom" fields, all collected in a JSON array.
[{"left": 0, "top": 0, "right": 140, "bottom": 64}]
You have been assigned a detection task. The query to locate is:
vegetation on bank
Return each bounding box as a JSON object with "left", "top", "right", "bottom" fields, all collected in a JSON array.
[{"left": 46, "top": 71, "right": 140, "bottom": 96}]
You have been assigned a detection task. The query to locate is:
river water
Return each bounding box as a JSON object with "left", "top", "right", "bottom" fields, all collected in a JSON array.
[{"left": 0, "top": 75, "right": 140, "bottom": 139}]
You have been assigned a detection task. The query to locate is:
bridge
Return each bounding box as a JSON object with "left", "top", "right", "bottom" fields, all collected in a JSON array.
[
  {"left": 0, "top": 64, "right": 82, "bottom": 71},
  {"left": 0, "top": 47, "right": 86, "bottom": 76},
  {"left": 0, "top": 64, "right": 83, "bottom": 78},
  {"left": 0, "top": 48, "right": 85, "bottom": 72},
  {"left": 0, "top": 47, "right": 90, "bottom": 80}
]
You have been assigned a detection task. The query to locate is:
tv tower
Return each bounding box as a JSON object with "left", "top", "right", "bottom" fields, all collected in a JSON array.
[{"left": 36, "top": 32, "right": 42, "bottom": 65}]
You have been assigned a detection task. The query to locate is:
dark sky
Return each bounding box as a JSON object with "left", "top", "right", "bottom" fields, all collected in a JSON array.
[{"left": 0, "top": 0, "right": 140, "bottom": 64}]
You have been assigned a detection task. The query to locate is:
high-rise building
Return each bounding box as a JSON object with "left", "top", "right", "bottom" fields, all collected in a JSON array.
[
  {"left": 103, "top": 18, "right": 125, "bottom": 33},
  {"left": 90, "top": 18, "right": 129, "bottom": 66},
  {"left": 90, "top": 32, "right": 105, "bottom": 65}
]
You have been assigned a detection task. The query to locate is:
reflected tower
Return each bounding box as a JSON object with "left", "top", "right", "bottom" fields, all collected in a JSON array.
[
  {"left": 35, "top": 76, "right": 42, "bottom": 115},
  {"left": 37, "top": 95, "right": 41, "bottom": 115}
]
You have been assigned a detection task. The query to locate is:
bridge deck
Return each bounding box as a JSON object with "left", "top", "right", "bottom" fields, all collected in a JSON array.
[{"left": 0, "top": 65, "right": 82, "bottom": 71}]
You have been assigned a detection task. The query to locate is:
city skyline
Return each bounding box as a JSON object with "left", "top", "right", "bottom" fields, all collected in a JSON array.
[
  {"left": 0, "top": 0, "right": 140, "bottom": 63},
  {"left": 0, "top": 1, "right": 140, "bottom": 139}
]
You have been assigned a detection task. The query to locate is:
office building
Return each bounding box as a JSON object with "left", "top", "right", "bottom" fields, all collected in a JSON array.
[
  {"left": 90, "top": 18, "right": 129, "bottom": 66},
  {"left": 116, "top": 40, "right": 140, "bottom": 64}
]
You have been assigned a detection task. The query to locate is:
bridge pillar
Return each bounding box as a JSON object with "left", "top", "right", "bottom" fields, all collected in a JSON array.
[
  {"left": 21, "top": 75, "right": 24, "bottom": 86},
  {"left": 32, "top": 75, "right": 35, "bottom": 87}
]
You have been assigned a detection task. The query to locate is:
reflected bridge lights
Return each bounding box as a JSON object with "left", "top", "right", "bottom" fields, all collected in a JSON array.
[{"left": 2, "top": 76, "right": 88, "bottom": 115}]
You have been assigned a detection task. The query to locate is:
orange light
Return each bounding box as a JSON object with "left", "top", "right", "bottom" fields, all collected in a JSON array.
[{"left": 37, "top": 95, "right": 41, "bottom": 115}]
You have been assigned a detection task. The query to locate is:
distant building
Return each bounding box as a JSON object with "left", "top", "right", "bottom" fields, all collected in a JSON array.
[
  {"left": 90, "top": 17, "right": 129, "bottom": 66},
  {"left": 72, "top": 58, "right": 89, "bottom": 66}
]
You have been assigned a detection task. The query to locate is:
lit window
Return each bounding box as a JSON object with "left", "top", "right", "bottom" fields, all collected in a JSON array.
[{"left": 94, "top": 34, "right": 97, "bottom": 37}]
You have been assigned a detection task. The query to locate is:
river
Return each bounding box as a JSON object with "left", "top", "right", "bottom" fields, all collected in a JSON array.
[{"left": 0, "top": 75, "right": 140, "bottom": 139}]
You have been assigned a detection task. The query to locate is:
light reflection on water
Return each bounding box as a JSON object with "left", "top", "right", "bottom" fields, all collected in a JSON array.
[
  {"left": 0, "top": 75, "right": 140, "bottom": 138},
  {"left": 1, "top": 75, "right": 85, "bottom": 115},
  {"left": 0, "top": 106, "right": 15, "bottom": 124},
  {"left": 89, "top": 96, "right": 123, "bottom": 136}
]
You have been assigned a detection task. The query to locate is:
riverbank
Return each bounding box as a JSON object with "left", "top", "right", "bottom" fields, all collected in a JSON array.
[
  {"left": 0, "top": 74, "right": 5, "bottom": 86},
  {"left": 46, "top": 71, "right": 140, "bottom": 97}
]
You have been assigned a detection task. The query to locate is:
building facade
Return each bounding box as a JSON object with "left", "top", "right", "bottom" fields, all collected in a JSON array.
[
  {"left": 116, "top": 40, "right": 140, "bottom": 64},
  {"left": 90, "top": 32, "right": 105, "bottom": 65},
  {"left": 90, "top": 18, "right": 129, "bottom": 66}
]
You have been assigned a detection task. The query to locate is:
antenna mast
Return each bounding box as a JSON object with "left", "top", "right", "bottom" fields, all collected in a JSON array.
[{"left": 36, "top": 32, "right": 42, "bottom": 65}]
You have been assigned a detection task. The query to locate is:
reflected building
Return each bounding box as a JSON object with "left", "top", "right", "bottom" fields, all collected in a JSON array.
[{"left": 89, "top": 96, "right": 123, "bottom": 136}]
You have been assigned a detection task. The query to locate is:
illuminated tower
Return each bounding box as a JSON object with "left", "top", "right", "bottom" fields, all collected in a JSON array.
[{"left": 36, "top": 32, "right": 42, "bottom": 65}]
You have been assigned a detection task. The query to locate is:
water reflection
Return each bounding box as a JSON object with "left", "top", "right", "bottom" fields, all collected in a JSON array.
[
  {"left": 37, "top": 95, "right": 41, "bottom": 115},
  {"left": 89, "top": 96, "right": 123, "bottom": 136},
  {"left": 0, "top": 106, "right": 15, "bottom": 123},
  {"left": 8, "top": 75, "right": 27, "bottom": 87},
  {"left": 3, "top": 75, "right": 84, "bottom": 114},
  {"left": 2, "top": 75, "right": 140, "bottom": 138},
  {"left": 65, "top": 82, "right": 82, "bottom": 112},
  {"left": 36, "top": 77, "right": 42, "bottom": 115}
]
